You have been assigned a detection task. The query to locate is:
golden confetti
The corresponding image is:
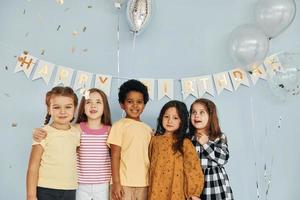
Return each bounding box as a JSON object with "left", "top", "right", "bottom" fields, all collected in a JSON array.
[
  {"left": 12, "top": 122, "right": 17, "bottom": 127},
  {"left": 72, "top": 31, "right": 78, "bottom": 37},
  {"left": 88, "top": 5, "right": 93, "bottom": 8},
  {"left": 23, "top": 50, "right": 29, "bottom": 55},
  {"left": 57, "top": 25, "right": 61, "bottom": 31},
  {"left": 56, "top": 0, "right": 64, "bottom": 5},
  {"left": 41, "top": 49, "right": 45, "bottom": 55},
  {"left": 82, "top": 26, "right": 87, "bottom": 32},
  {"left": 71, "top": 46, "right": 76, "bottom": 53}
]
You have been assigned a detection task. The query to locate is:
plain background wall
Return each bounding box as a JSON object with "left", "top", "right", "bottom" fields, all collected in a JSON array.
[{"left": 0, "top": 0, "right": 300, "bottom": 199}]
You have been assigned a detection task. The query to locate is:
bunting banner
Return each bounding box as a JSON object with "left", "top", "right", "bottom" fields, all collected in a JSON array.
[
  {"left": 53, "top": 66, "right": 74, "bottom": 86},
  {"left": 14, "top": 53, "right": 38, "bottom": 78},
  {"left": 14, "top": 52, "right": 287, "bottom": 100},
  {"left": 94, "top": 74, "right": 112, "bottom": 97},
  {"left": 157, "top": 79, "right": 174, "bottom": 100},
  {"left": 32, "top": 59, "right": 55, "bottom": 85},
  {"left": 140, "top": 79, "right": 155, "bottom": 100},
  {"left": 229, "top": 68, "right": 250, "bottom": 90}
]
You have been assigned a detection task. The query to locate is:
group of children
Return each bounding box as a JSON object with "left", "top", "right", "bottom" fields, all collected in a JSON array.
[{"left": 26, "top": 79, "right": 233, "bottom": 200}]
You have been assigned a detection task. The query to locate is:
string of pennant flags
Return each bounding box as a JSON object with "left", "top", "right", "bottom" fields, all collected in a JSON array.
[{"left": 14, "top": 52, "right": 283, "bottom": 100}]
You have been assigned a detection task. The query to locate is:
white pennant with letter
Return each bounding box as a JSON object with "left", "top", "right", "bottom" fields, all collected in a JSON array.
[
  {"left": 94, "top": 74, "right": 112, "bottom": 97},
  {"left": 157, "top": 79, "right": 174, "bottom": 100},
  {"left": 74, "top": 70, "right": 93, "bottom": 91},
  {"left": 196, "top": 75, "right": 215, "bottom": 97},
  {"left": 32, "top": 60, "right": 55, "bottom": 85},
  {"left": 229, "top": 68, "right": 250, "bottom": 90},
  {"left": 140, "top": 78, "right": 155, "bottom": 100},
  {"left": 249, "top": 64, "right": 268, "bottom": 85},
  {"left": 181, "top": 78, "right": 198, "bottom": 99},
  {"left": 213, "top": 72, "right": 233, "bottom": 95},
  {"left": 14, "top": 53, "right": 38, "bottom": 78},
  {"left": 53, "top": 66, "right": 74, "bottom": 86},
  {"left": 264, "top": 55, "right": 282, "bottom": 78}
]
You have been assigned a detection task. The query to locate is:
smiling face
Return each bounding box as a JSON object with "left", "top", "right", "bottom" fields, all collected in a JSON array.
[
  {"left": 190, "top": 103, "right": 209, "bottom": 131},
  {"left": 162, "top": 107, "right": 181, "bottom": 135},
  {"left": 84, "top": 92, "right": 104, "bottom": 121},
  {"left": 121, "top": 91, "right": 145, "bottom": 121},
  {"left": 48, "top": 95, "right": 75, "bottom": 127}
]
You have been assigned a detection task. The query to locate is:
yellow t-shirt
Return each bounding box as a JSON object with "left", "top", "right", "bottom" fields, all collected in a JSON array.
[
  {"left": 107, "top": 118, "right": 152, "bottom": 187},
  {"left": 32, "top": 125, "right": 81, "bottom": 190}
]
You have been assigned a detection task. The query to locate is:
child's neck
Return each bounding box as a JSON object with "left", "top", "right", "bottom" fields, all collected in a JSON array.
[
  {"left": 195, "top": 129, "right": 208, "bottom": 136},
  {"left": 86, "top": 118, "right": 103, "bottom": 129},
  {"left": 125, "top": 116, "right": 141, "bottom": 121},
  {"left": 50, "top": 122, "right": 71, "bottom": 130}
]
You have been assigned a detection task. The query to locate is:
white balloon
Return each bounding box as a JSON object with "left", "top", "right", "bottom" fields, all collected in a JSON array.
[
  {"left": 228, "top": 24, "right": 270, "bottom": 69},
  {"left": 255, "top": 0, "right": 296, "bottom": 38},
  {"left": 126, "top": 0, "right": 152, "bottom": 35}
]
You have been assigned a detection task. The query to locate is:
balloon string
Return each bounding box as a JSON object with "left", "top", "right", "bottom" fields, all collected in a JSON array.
[
  {"left": 250, "top": 96, "right": 260, "bottom": 200},
  {"left": 117, "top": 14, "right": 120, "bottom": 87},
  {"left": 132, "top": 32, "right": 136, "bottom": 51}
]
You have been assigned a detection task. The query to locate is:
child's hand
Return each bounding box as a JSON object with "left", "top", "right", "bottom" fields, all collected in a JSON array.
[
  {"left": 196, "top": 134, "right": 209, "bottom": 145},
  {"left": 32, "top": 128, "right": 47, "bottom": 142},
  {"left": 111, "top": 182, "right": 124, "bottom": 200}
]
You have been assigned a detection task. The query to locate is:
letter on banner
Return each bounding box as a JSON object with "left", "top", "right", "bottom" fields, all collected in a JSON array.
[
  {"left": 213, "top": 72, "right": 233, "bottom": 95},
  {"left": 32, "top": 60, "right": 55, "bottom": 85},
  {"left": 74, "top": 70, "right": 93, "bottom": 91},
  {"left": 249, "top": 64, "right": 267, "bottom": 85},
  {"left": 196, "top": 75, "right": 215, "bottom": 97},
  {"left": 94, "top": 74, "right": 112, "bottom": 97},
  {"left": 157, "top": 79, "right": 174, "bottom": 100},
  {"left": 53, "top": 66, "right": 74, "bottom": 86},
  {"left": 264, "top": 55, "right": 282, "bottom": 78},
  {"left": 181, "top": 78, "right": 198, "bottom": 99},
  {"left": 140, "top": 79, "right": 155, "bottom": 100},
  {"left": 14, "top": 53, "right": 38, "bottom": 78},
  {"left": 229, "top": 68, "right": 250, "bottom": 90}
]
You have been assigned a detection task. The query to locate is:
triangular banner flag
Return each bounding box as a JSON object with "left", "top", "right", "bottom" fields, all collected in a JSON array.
[
  {"left": 249, "top": 64, "right": 268, "bottom": 85},
  {"left": 14, "top": 53, "right": 38, "bottom": 78},
  {"left": 264, "top": 55, "right": 282, "bottom": 78},
  {"left": 213, "top": 72, "right": 233, "bottom": 95},
  {"left": 94, "top": 74, "right": 112, "bottom": 97},
  {"left": 195, "top": 75, "right": 215, "bottom": 97},
  {"left": 229, "top": 68, "right": 250, "bottom": 90},
  {"left": 32, "top": 60, "right": 55, "bottom": 85},
  {"left": 157, "top": 79, "right": 174, "bottom": 100},
  {"left": 73, "top": 70, "right": 93, "bottom": 91},
  {"left": 53, "top": 66, "right": 74, "bottom": 86},
  {"left": 140, "top": 79, "right": 155, "bottom": 100},
  {"left": 181, "top": 78, "right": 198, "bottom": 99}
]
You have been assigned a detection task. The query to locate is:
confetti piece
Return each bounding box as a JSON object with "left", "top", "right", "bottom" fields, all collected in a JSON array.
[
  {"left": 25, "top": 32, "right": 29, "bottom": 37},
  {"left": 57, "top": 25, "right": 61, "bottom": 31},
  {"left": 12, "top": 122, "right": 18, "bottom": 127},
  {"left": 82, "top": 26, "right": 87, "bottom": 32},
  {"left": 71, "top": 47, "right": 76, "bottom": 53},
  {"left": 64, "top": 8, "right": 70, "bottom": 12},
  {"left": 72, "top": 31, "right": 78, "bottom": 37},
  {"left": 5, "top": 66, "right": 8, "bottom": 70},
  {"left": 88, "top": 5, "right": 93, "bottom": 8},
  {"left": 82, "top": 48, "right": 88, "bottom": 52},
  {"left": 23, "top": 9, "right": 26, "bottom": 15},
  {"left": 23, "top": 50, "right": 29, "bottom": 55},
  {"left": 4, "top": 93, "right": 10, "bottom": 97},
  {"left": 9, "top": 165, "right": 12, "bottom": 169},
  {"left": 41, "top": 49, "right": 45, "bottom": 55},
  {"left": 56, "top": 0, "right": 64, "bottom": 5}
]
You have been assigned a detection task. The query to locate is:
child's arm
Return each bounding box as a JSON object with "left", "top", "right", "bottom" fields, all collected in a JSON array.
[
  {"left": 197, "top": 134, "right": 229, "bottom": 166},
  {"left": 111, "top": 144, "right": 124, "bottom": 200},
  {"left": 183, "top": 139, "right": 204, "bottom": 199},
  {"left": 26, "top": 145, "right": 43, "bottom": 200}
]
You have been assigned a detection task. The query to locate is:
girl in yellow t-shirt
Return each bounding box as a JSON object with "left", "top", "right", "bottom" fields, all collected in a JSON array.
[{"left": 26, "top": 86, "right": 81, "bottom": 200}]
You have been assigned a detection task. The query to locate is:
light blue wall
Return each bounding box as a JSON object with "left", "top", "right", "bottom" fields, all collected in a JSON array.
[{"left": 0, "top": 0, "right": 299, "bottom": 199}]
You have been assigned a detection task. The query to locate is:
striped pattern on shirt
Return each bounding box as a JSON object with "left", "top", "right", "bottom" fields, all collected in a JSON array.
[{"left": 77, "top": 122, "right": 111, "bottom": 184}]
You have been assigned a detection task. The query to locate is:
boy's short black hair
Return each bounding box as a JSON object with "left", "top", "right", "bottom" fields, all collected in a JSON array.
[{"left": 118, "top": 79, "right": 149, "bottom": 104}]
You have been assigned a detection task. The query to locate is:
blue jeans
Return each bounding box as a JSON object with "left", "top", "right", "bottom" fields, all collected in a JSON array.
[{"left": 37, "top": 187, "right": 76, "bottom": 200}]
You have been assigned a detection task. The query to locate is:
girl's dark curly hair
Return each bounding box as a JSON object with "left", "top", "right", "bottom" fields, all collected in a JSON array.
[
  {"left": 118, "top": 79, "right": 149, "bottom": 104},
  {"left": 156, "top": 100, "right": 189, "bottom": 155}
]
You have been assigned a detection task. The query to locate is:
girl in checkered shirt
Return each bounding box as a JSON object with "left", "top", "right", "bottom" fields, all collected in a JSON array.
[{"left": 189, "top": 98, "right": 234, "bottom": 200}]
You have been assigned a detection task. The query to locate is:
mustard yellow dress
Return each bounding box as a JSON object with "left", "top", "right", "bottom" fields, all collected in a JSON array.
[{"left": 148, "top": 134, "right": 204, "bottom": 200}]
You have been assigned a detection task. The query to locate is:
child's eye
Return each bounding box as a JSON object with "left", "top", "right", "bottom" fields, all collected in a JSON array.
[
  {"left": 86, "top": 101, "right": 91, "bottom": 104},
  {"left": 97, "top": 101, "right": 102, "bottom": 104},
  {"left": 53, "top": 107, "right": 59, "bottom": 109}
]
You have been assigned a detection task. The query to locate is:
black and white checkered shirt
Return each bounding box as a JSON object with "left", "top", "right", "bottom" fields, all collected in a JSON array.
[{"left": 191, "top": 133, "right": 234, "bottom": 200}]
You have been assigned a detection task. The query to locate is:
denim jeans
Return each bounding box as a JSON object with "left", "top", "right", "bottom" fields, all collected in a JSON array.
[{"left": 37, "top": 187, "right": 76, "bottom": 200}]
